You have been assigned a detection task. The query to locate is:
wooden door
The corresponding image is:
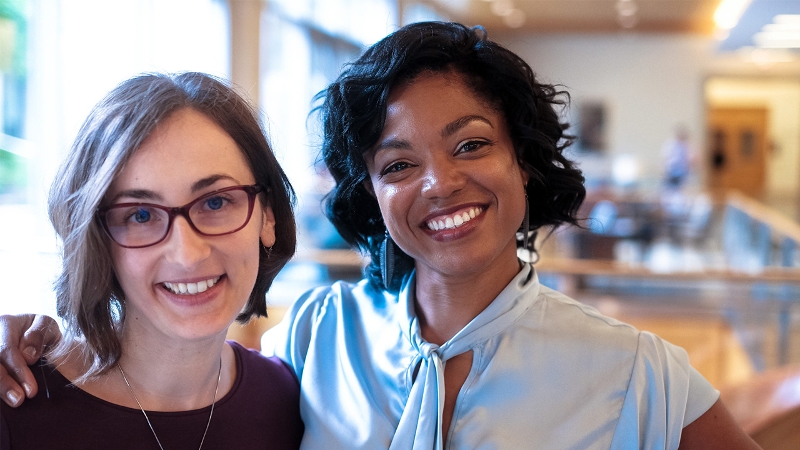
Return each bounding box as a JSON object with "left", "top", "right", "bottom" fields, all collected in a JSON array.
[{"left": 707, "top": 108, "right": 768, "bottom": 198}]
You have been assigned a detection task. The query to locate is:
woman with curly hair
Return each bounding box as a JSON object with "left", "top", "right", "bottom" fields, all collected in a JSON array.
[{"left": 1, "top": 22, "right": 757, "bottom": 449}]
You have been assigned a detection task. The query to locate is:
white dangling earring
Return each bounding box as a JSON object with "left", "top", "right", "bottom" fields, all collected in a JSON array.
[{"left": 516, "top": 192, "right": 539, "bottom": 264}]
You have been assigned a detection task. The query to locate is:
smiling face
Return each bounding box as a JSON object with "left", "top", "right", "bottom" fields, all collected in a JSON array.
[
  {"left": 365, "top": 72, "right": 528, "bottom": 282},
  {"left": 106, "top": 108, "right": 276, "bottom": 343}
]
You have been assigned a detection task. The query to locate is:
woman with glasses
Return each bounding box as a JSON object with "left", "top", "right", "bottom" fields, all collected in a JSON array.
[
  {"left": 1, "top": 23, "right": 759, "bottom": 449},
  {"left": 0, "top": 72, "right": 303, "bottom": 449}
]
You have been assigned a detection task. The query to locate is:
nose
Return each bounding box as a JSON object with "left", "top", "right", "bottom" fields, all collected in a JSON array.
[
  {"left": 163, "top": 216, "right": 211, "bottom": 267},
  {"left": 420, "top": 156, "right": 465, "bottom": 199}
]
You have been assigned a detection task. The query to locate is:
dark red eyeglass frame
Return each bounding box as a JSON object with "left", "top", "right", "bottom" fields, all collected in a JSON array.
[{"left": 97, "top": 184, "right": 265, "bottom": 249}]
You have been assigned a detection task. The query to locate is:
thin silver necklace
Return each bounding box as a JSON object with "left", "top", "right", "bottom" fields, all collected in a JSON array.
[{"left": 117, "top": 358, "right": 222, "bottom": 450}]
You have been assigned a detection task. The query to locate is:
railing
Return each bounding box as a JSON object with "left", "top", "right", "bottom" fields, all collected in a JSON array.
[{"left": 537, "top": 189, "right": 800, "bottom": 368}]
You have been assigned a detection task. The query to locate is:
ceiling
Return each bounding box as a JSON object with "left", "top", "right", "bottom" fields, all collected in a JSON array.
[
  {"left": 426, "top": 0, "right": 721, "bottom": 34},
  {"left": 421, "top": 0, "right": 800, "bottom": 51}
]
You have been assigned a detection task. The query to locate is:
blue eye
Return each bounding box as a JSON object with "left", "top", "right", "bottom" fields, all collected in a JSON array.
[
  {"left": 206, "top": 197, "right": 224, "bottom": 210},
  {"left": 133, "top": 208, "right": 151, "bottom": 223}
]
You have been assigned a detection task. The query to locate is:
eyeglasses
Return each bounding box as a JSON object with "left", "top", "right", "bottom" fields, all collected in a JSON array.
[{"left": 98, "top": 185, "right": 264, "bottom": 249}]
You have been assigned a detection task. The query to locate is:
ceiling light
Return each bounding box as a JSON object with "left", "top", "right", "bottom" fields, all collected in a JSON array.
[
  {"left": 754, "top": 32, "right": 800, "bottom": 48},
  {"left": 714, "top": 0, "right": 752, "bottom": 30},
  {"left": 763, "top": 15, "right": 800, "bottom": 33},
  {"left": 738, "top": 47, "right": 796, "bottom": 67},
  {"left": 503, "top": 9, "right": 526, "bottom": 28},
  {"left": 755, "top": 14, "right": 800, "bottom": 48},
  {"left": 491, "top": 0, "right": 515, "bottom": 17},
  {"left": 616, "top": 0, "right": 638, "bottom": 17},
  {"left": 775, "top": 14, "right": 800, "bottom": 26}
]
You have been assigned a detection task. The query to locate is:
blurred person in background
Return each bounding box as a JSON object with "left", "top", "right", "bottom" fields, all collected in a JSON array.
[{"left": 0, "top": 22, "right": 760, "bottom": 450}]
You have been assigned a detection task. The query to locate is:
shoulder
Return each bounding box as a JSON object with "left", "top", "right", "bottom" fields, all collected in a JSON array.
[
  {"left": 0, "top": 359, "right": 102, "bottom": 447},
  {"left": 533, "top": 285, "right": 708, "bottom": 376},
  {"left": 533, "top": 284, "right": 641, "bottom": 345},
  {"left": 284, "top": 278, "right": 392, "bottom": 319},
  {"left": 610, "top": 331, "right": 719, "bottom": 447},
  {"left": 522, "top": 284, "right": 708, "bottom": 384},
  {"left": 226, "top": 341, "right": 302, "bottom": 423},
  {"left": 229, "top": 340, "right": 298, "bottom": 388},
  {"left": 261, "top": 278, "right": 395, "bottom": 364}
]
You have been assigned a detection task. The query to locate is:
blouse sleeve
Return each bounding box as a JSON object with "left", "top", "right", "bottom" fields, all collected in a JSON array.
[
  {"left": 610, "top": 331, "right": 720, "bottom": 450},
  {"left": 260, "top": 285, "right": 333, "bottom": 379}
]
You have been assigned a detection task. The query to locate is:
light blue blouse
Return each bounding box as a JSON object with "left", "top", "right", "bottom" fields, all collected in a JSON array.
[{"left": 262, "top": 264, "right": 719, "bottom": 449}]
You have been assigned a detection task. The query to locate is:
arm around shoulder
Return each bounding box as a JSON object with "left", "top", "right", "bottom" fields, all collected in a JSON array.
[{"left": 0, "top": 314, "right": 61, "bottom": 407}]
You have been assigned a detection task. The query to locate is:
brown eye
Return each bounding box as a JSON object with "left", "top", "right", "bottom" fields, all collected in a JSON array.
[
  {"left": 458, "top": 140, "right": 490, "bottom": 154},
  {"left": 381, "top": 161, "right": 414, "bottom": 176}
]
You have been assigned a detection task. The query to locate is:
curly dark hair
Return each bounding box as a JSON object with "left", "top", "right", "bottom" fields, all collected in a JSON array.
[{"left": 318, "top": 21, "right": 585, "bottom": 291}]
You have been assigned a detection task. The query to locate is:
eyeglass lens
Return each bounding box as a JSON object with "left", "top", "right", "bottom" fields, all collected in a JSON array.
[{"left": 103, "top": 187, "right": 255, "bottom": 248}]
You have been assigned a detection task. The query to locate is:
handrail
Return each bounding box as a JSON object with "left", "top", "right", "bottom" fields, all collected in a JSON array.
[
  {"left": 726, "top": 190, "right": 800, "bottom": 244},
  {"left": 536, "top": 257, "right": 800, "bottom": 284}
]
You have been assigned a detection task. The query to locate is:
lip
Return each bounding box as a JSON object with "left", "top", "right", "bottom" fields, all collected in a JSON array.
[
  {"left": 422, "top": 203, "right": 486, "bottom": 241},
  {"left": 158, "top": 275, "right": 225, "bottom": 307},
  {"left": 421, "top": 203, "right": 486, "bottom": 224}
]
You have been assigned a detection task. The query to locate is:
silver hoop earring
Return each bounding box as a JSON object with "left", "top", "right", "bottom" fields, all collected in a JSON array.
[
  {"left": 516, "top": 194, "right": 539, "bottom": 264},
  {"left": 380, "top": 230, "right": 394, "bottom": 289}
]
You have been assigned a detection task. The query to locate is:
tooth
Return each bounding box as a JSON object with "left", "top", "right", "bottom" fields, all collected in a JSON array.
[
  {"left": 437, "top": 220, "right": 445, "bottom": 229},
  {"left": 445, "top": 217, "right": 454, "bottom": 228},
  {"left": 187, "top": 283, "right": 198, "bottom": 294},
  {"left": 197, "top": 280, "right": 208, "bottom": 292},
  {"left": 207, "top": 278, "right": 216, "bottom": 287},
  {"left": 461, "top": 212, "right": 470, "bottom": 222},
  {"left": 469, "top": 209, "right": 476, "bottom": 218},
  {"left": 453, "top": 215, "right": 463, "bottom": 226},
  {"left": 178, "top": 283, "right": 187, "bottom": 294}
]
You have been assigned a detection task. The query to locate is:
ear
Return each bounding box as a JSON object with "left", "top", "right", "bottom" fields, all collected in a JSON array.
[
  {"left": 260, "top": 206, "right": 277, "bottom": 248},
  {"left": 519, "top": 166, "right": 530, "bottom": 187},
  {"left": 362, "top": 178, "right": 376, "bottom": 198}
]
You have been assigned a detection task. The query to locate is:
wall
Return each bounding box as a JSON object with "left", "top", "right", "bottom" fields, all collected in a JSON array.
[
  {"left": 498, "top": 32, "right": 714, "bottom": 187},
  {"left": 497, "top": 31, "right": 800, "bottom": 199}
]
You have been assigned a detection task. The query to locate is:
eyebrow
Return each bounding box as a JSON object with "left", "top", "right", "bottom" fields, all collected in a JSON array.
[
  {"left": 372, "top": 115, "right": 495, "bottom": 155},
  {"left": 372, "top": 136, "right": 413, "bottom": 156},
  {"left": 108, "top": 174, "right": 240, "bottom": 204},
  {"left": 441, "top": 115, "right": 494, "bottom": 138}
]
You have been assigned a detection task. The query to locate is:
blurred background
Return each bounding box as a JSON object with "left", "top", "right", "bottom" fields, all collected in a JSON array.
[{"left": 1, "top": 1, "right": 800, "bottom": 445}]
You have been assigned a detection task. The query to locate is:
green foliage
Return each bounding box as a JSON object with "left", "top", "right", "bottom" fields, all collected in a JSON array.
[
  {"left": 0, "top": 0, "right": 26, "bottom": 76},
  {"left": 0, "top": 148, "right": 26, "bottom": 193}
]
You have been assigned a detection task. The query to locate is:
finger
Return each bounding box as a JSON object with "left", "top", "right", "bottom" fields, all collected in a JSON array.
[
  {"left": 20, "top": 315, "right": 61, "bottom": 365},
  {"left": 0, "top": 365, "right": 26, "bottom": 407},
  {"left": 0, "top": 314, "right": 36, "bottom": 406}
]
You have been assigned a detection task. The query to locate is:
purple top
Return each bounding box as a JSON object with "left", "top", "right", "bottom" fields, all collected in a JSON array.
[{"left": 1, "top": 340, "right": 303, "bottom": 449}]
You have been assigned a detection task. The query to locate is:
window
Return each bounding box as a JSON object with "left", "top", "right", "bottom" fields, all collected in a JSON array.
[{"left": 0, "top": 0, "right": 229, "bottom": 316}]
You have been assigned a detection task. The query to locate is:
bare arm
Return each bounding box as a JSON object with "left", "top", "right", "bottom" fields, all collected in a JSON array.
[
  {"left": 0, "top": 314, "right": 61, "bottom": 407},
  {"left": 678, "top": 399, "right": 762, "bottom": 450}
]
